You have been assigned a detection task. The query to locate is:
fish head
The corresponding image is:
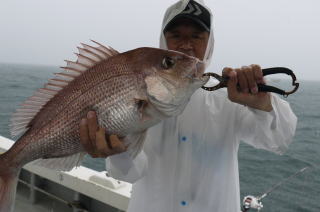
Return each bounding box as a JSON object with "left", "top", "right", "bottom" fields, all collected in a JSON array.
[{"left": 137, "top": 48, "right": 209, "bottom": 117}]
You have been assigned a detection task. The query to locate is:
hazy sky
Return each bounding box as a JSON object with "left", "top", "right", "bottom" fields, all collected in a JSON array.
[{"left": 0, "top": 0, "right": 319, "bottom": 81}]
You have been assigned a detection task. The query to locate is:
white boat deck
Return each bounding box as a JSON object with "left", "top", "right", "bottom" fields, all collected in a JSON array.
[{"left": 0, "top": 135, "right": 132, "bottom": 212}]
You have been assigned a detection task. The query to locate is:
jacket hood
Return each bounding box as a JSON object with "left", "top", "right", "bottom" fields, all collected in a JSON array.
[{"left": 159, "top": 0, "right": 214, "bottom": 68}]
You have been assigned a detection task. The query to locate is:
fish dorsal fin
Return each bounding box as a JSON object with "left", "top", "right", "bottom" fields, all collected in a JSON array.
[{"left": 10, "top": 41, "right": 119, "bottom": 138}]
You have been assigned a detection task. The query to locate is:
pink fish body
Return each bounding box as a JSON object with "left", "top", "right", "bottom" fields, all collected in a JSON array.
[{"left": 0, "top": 41, "right": 208, "bottom": 212}]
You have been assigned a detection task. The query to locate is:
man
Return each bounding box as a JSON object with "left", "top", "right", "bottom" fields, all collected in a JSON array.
[{"left": 80, "top": 0, "right": 297, "bottom": 211}]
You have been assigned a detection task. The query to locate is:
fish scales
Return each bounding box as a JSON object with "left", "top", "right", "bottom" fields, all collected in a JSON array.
[
  {"left": 15, "top": 73, "right": 141, "bottom": 164},
  {"left": 30, "top": 55, "right": 134, "bottom": 130},
  {"left": 0, "top": 43, "right": 208, "bottom": 212}
]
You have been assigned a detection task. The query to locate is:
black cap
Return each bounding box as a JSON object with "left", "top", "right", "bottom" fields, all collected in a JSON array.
[{"left": 164, "top": 0, "right": 211, "bottom": 33}]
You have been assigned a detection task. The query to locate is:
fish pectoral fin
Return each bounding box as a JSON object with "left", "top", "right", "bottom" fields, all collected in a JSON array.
[
  {"left": 31, "top": 152, "right": 86, "bottom": 171},
  {"left": 134, "top": 98, "right": 148, "bottom": 112},
  {"left": 133, "top": 98, "right": 152, "bottom": 122},
  {"left": 124, "top": 131, "right": 147, "bottom": 159}
]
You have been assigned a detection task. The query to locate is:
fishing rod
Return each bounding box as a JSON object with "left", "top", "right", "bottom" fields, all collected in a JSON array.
[
  {"left": 258, "top": 166, "right": 310, "bottom": 200},
  {"left": 241, "top": 166, "right": 311, "bottom": 212}
]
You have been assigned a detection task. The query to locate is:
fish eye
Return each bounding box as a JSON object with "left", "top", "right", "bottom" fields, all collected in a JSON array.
[{"left": 162, "top": 56, "right": 175, "bottom": 69}]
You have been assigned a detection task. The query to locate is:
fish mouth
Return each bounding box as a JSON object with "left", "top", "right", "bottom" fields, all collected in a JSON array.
[
  {"left": 189, "top": 74, "right": 210, "bottom": 87},
  {"left": 186, "top": 60, "right": 209, "bottom": 84},
  {"left": 195, "top": 60, "right": 206, "bottom": 77}
]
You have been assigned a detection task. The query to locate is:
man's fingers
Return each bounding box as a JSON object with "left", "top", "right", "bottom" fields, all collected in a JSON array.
[
  {"left": 95, "top": 128, "right": 110, "bottom": 155},
  {"left": 109, "top": 135, "right": 127, "bottom": 153},
  {"left": 223, "top": 67, "right": 240, "bottom": 102},
  {"left": 237, "top": 68, "right": 249, "bottom": 93},
  {"left": 242, "top": 66, "right": 257, "bottom": 94},
  {"left": 224, "top": 64, "right": 271, "bottom": 109},
  {"left": 80, "top": 111, "right": 127, "bottom": 158},
  {"left": 87, "top": 111, "right": 98, "bottom": 148},
  {"left": 251, "top": 64, "right": 264, "bottom": 84},
  {"left": 79, "top": 118, "right": 94, "bottom": 154},
  {"left": 227, "top": 70, "right": 240, "bottom": 102},
  {"left": 97, "top": 132, "right": 127, "bottom": 157},
  {"left": 222, "top": 67, "right": 233, "bottom": 77}
]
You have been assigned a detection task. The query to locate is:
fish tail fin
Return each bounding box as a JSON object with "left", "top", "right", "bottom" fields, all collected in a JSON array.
[{"left": 0, "top": 154, "right": 20, "bottom": 212}]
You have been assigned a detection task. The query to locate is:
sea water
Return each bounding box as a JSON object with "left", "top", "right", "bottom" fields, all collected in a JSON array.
[{"left": 0, "top": 63, "right": 319, "bottom": 212}]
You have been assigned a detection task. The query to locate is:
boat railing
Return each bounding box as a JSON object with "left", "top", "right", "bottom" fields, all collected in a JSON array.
[{"left": 0, "top": 135, "right": 131, "bottom": 212}]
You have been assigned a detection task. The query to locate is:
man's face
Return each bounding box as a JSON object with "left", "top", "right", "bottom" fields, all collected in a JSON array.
[{"left": 164, "top": 22, "right": 209, "bottom": 60}]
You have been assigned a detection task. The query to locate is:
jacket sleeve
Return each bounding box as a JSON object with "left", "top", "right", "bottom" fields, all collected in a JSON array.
[
  {"left": 236, "top": 94, "right": 297, "bottom": 154},
  {"left": 105, "top": 149, "right": 148, "bottom": 183}
]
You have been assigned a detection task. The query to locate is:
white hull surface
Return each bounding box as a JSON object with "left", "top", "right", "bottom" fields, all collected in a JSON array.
[{"left": 0, "top": 135, "right": 131, "bottom": 212}]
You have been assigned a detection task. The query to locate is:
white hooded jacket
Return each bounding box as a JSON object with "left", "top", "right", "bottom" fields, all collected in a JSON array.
[{"left": 106, "top": 1, "right": 297, "bottom": 211}]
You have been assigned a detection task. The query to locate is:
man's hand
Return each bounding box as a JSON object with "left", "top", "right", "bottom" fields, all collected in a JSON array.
[
  {"left": 80, "top": 111, "right": 127, "bottom": 158},
  {"left": 223, "top": 64, "right": 273, "bottom": 112}
]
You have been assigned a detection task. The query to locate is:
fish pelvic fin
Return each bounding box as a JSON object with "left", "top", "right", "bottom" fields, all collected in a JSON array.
[
  {"left": 10, "top": 41, "right": 119, "bottom": 138},
  {"left": 125, "top": 131, "right": 147, "bottom": 159},
  {"left": 0, "top": 155, "right": 20, "bottom": 212},
  {"left": 31, "top": 152, "right": 86, "bottom": 171}
]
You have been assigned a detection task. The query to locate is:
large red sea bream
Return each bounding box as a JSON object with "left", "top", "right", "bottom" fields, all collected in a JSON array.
[{"left": 0, "top": 41, "right": 208, "bottom": 212}]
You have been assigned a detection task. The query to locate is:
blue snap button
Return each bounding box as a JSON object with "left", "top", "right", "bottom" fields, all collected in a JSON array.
[
  {"left": 181, "top": 201, "right": 187, "bottom": 206},
  {"left": 181, "top": 136, "right": 187, "bottom": 142}
]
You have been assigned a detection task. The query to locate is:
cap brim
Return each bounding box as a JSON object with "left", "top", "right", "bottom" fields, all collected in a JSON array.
[{"left": 164, "top": 14, "right": 210, "bottom": 33}]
